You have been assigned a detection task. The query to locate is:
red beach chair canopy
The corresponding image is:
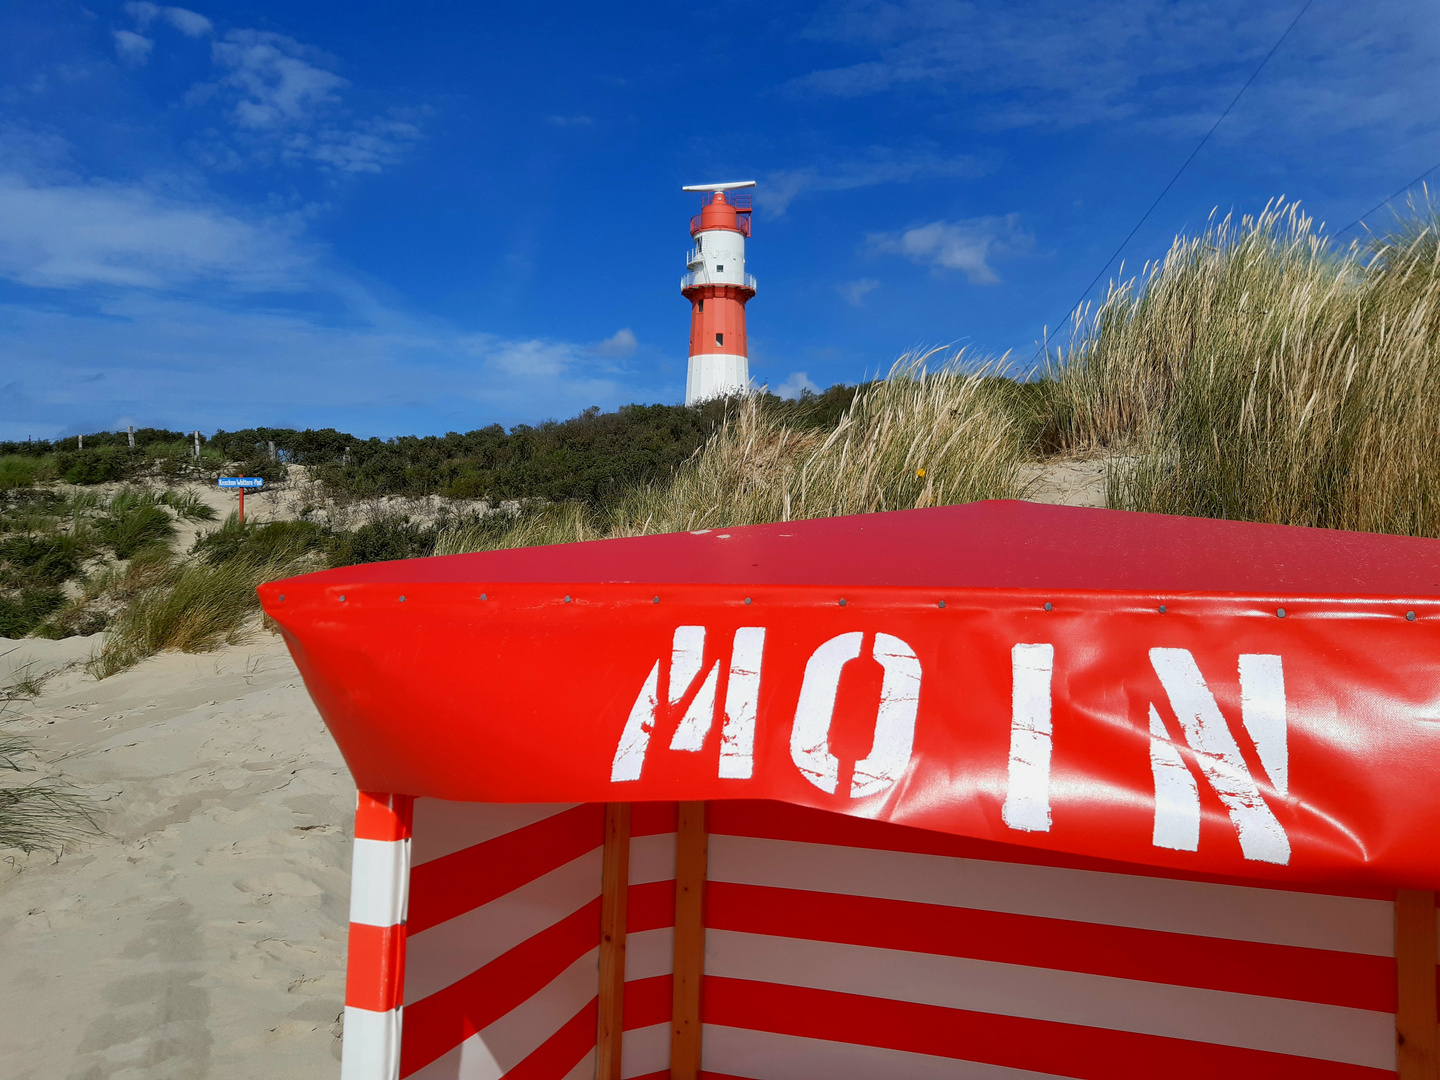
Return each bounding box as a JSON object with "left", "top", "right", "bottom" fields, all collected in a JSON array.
[{"left": 260, "top": 500, "right": 1440, "bottom": 891}]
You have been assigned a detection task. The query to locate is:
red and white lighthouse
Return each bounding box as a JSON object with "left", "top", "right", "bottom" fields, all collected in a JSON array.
[{"left": 681, "top": 180, "right": 756, "bottom": 404}]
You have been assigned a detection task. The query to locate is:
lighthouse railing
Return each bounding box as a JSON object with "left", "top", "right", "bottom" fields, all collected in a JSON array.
[{"left": 680, "top": 272, "right": 757, "bottom": 293}]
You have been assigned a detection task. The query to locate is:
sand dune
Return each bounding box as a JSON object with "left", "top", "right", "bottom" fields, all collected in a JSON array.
[{"left": 0, "top": 635, "right": 352, "bottom": 1079}]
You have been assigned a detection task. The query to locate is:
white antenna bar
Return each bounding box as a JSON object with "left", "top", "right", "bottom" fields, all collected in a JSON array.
[{"left": 682, "top": 180, "right": 757, "bottom": 192}]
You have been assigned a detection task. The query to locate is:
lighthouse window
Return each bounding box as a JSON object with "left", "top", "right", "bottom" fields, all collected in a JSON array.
[
  {"left": 716, "top": 265, "right": 724, "bottom": 272},
  {"left": 715, "top": 332, "right": 724, "bottom": 347},
  {"left": 698, "top": 300, "right": 704, "bottom": 313}
]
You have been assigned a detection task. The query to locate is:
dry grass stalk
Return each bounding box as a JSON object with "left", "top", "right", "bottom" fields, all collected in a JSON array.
[{"left": 1054, "top": 199, "right": 1440, "bottom": 535}]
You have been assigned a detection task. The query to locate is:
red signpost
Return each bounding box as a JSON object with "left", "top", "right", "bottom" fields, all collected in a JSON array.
[{"left": 218, "top": 476, "right": 263, "bottom": 522}]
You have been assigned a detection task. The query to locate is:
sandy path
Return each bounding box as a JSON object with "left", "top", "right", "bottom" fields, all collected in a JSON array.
[{"left": 0, "top": 636, "right": 352, "bottom": 1080}]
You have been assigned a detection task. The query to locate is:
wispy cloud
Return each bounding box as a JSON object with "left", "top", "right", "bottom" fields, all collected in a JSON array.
[
  {"left": 793, "top": 0, "right": 1440, "bottom": 148},
  {"left": 124, "top": 3, "right": 213, "bottom": 37},
  {"left": 176, "top": 29, "right": 424, "bottom": 173},
  {"left": 0, "top": 131, "right": 657, "bottom": 436},
  {"left": 112, "top": 30, "right": 154, "bottom": 66},
  {"left": 0, "top": 170, "right": 310, "bottom": 291},
  {"left": 868, "top": 214, "right": 1034, "bottom": 284},
  {"left": 764, "top": 149, "right": 993, "bottom": 214},
  {"left": 836, "top": 278, "right": 880, "bottom": 306},
  {"left": 212, "top": 31, "right": 347, "bottom": 130},
  {"left": 546, "top": 115, "right": 593, "bottom": 127},
  {"left": 593, "top": 327, "right": 638, "bottom": 357},
  {"left": 773, "top": 371, "right": 822, "bottom": 399},
  {"left": 0, "top": 294, "right": 655, "bottom": 438}
]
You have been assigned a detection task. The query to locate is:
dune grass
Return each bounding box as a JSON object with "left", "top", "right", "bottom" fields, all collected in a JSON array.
[
  {"left": 89, "top": 535, "right": 318, "bottom": 678},
  {"left": 1052, "top": 200, "right": 1440, "bottom": 536}
]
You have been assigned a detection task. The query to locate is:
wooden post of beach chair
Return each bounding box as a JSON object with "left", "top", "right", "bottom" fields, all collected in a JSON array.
[
  {"left": 596, "top": 803, "right": 631, "bottom": 1080},
  {"left": 1396, "top": 889, "right": 1439, "bottom": 1080},
  {"left": 670, "top": 801, "right": 708, "bottom": 1080}
]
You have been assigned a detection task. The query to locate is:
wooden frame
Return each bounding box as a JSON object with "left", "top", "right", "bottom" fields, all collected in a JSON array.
[
  {"left": 671, "top": 801, "right": 709, "bottom": 1080},
  {"left": 1396, "top": 889, "right": 1438, "bottom": 1080},
  {"left": 597, "top": 803, "right": 631, "bottom": 1080}
]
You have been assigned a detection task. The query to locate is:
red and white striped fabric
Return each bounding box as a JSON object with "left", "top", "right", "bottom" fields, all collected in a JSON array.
[
  {"left": 702, "top": 801, "right": 1397, "bottom": 1080},
  {"left": 345, "top": 796, "right": 1401, "bottom": 1080},
  {"left": 346, "top": 792, "right": 414, "bottom": 1080},
  {"left": 358, "top": 800, "right": 679, "bottom": 1080}
]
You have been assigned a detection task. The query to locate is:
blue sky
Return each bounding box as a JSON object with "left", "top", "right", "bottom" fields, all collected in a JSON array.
[{"left": 2, "top": 0, "right": 1438, "bottom": 439}]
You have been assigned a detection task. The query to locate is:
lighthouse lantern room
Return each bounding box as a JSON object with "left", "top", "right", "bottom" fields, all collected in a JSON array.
[{"left": 681, "top": 180, "right": 757, "bottom": 404}]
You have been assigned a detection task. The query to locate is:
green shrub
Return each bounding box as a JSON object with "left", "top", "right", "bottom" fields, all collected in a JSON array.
[
  {"left": 56, "top": 447, "right": 131, "bottom": 485},
  {"left": 0, "top": 534, "right": 90, "bottom": 588},
  {"left": 0, "top": 588, "right": 64, "bottom": 638},
  {"left": 194, "top": 515, "right": 326, "bottom": 566},
  {"left": 159, "top": 488, "right": 216, "bottom": 520},
  {"left": 99, "top": 491, "right": 174, "bottom": 558},
  {"left": 0, "top": 456, "right": 43, "bottom": 491},
  {"left": 328, "top": 515, "right": 438, "bottom": 566}
]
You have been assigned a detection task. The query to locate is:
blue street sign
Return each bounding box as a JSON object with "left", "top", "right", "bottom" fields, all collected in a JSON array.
[{"left": 218, "top": 477, "right": 265, "bottom": 489}]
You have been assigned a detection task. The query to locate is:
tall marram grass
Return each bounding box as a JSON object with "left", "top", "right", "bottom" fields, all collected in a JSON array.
[
  {"left": 1055, "top": 199, "right": 1440, "bottom": 535},
  {"left": 89, "top": 520, "right": 321, "bottom": 678},
  {"left": 436, "top": 352, "right": 1029, "bottom": 554}
]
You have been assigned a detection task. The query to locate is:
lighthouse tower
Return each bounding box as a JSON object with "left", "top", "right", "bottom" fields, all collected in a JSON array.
[{"left": 681, "top": 180, "right": 756, "bottom": 404}]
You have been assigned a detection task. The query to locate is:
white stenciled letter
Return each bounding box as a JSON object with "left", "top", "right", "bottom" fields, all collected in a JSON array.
[
  {"left": 852, "top": 634, "right": 922, "bottom": 798},
  {"left": 612, "top": 626, "right": 768, "bottom": 781},
  {"left": 667, "top": 626, "right": 706, "bottom": 707},
  {"left": 670, "top": 662, "right": 720, "bottom": 751},
  {"left": 1149, "top": 648, "right": 1290, "bottom": 865},
  {"left": 790, "top": 632, "right": 922, "bottom": 798},
  {"left": 719, "top": 627, "right": 766, "bottom": 779},
  {"left": 790, "top": 632, "right": 863, "bottom": 794},
  {"left": 610, "top": 661, "right": 660, "bottom": 782},
  {"left": 1002, "top": 643, "right": 1055, "bottom": 833},
  {"left": 1238, "top": 653, "right": 1287, "bottom": 797},
  {"left": 1149, "top": 703, "right": 1201, "bottom": 851},
  {"left": 611, "top": 626, "right": 706, "bottom": 781}
]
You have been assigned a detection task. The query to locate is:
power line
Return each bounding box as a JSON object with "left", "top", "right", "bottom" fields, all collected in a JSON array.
[
  {"left": 1333, "top": 161, "right": 1440, "bottom": 239},
  {"left": 1038, "top": 0, "right": 1313, "bottom": 358}
]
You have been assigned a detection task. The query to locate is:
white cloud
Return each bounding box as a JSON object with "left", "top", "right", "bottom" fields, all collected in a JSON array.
[
  {"left": 124, "top": 3, "right": 212, "bottom": 37},
  {"left": 212, "top": 31, "right": 348, "bottom": 130},
  {"left": 123, "top": 3, "right": 161, "bottom": 27},
  {"left": 112, "top": 29, "right": 154, "bottom": 65},
  {"left": 794, "top": 0, "right": 1440, "bottom": 152},
  {"left": 773, "top": 371, "right": 821, "bottom": 399},
  {"left": 162, "top": 7, "right": 212, "bottom": 37},
  {"left": 0, "top": 294, "right": 661, "bottom": 438},
  {"left": 197, "top": 30, "right": 422, "bottom": 173},
  {"left": 764, "top": 150, "right": 992, "bottom": 214},
  {"left": 869, "top": 214, "right": 1034, "bottom": 284},
  {"left": 0, "top": 171, "right": 310, "bottom": 291},
  {"left": 836, "top": 278, "right": 880, "bottom": 306},
  {"left": 593, "top": 327, "right": 638, "bottom": 357}
]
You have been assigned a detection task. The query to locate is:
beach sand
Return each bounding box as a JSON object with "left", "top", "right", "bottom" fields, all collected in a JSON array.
[{"left": 0, "top": 635, "right": 351, "bottom": 1079}]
